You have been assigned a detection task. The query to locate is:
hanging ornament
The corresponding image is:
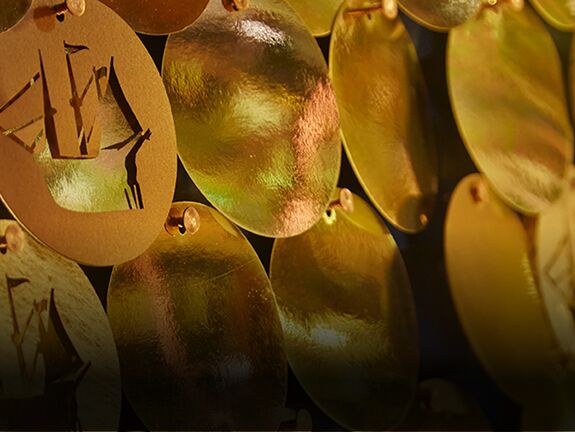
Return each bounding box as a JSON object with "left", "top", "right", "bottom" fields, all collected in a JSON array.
[
  {"left": 330, "top": 0, "right": 437, "bottom": 233},
  {"left": 283, "top": 0, "right": 343, "bottom": 36},
  {"left": 448, "top": 0, "right": 573, "bottom": 216},
  {"left": 0, "top": 0, "right": 178, "bottom": 266},
  {"left": 163, "top": 0, "right": 342, "bottom": 238},
  {"left": 531, "top": 0, "right": 575, "bottom": 31},
  {"left": 1, "top": 0, "right": 31, "bottom": 32},
  {"left": 270, "top": 189, "right": 419, "bottom": 431},
  {"left": 108, "top": 202, "right": 288, "bottom": 431},
  {"left": 398, "top": 0, "right": 482, "bottom": 31},
  {"left": 445, "top": 173, "right": 575, "bottom": 418},
  {"left": 0, "top": 220, "right": 121, "bottom": 430},
  {"left": 98, "top": 0, "right": 209, "bottom": 35}
]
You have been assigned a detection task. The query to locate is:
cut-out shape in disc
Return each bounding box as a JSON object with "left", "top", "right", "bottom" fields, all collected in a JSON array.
[
  {"left": 0, "top": 0, "right": 178, "bottom": 266},
  {"left": 0, "top": 0, "right": 30, "bottom": 33},
  {"left": 330, "top": 1, "right": 437, "bottom": 233},
  {"left": 448, "top": 3, "right": 573, "bottom": 215},
  {"left": 163, "top": 0, "right": 342, "bottom": 238},
  {"left": 108, "top": 202, "right": 288, "bottom": 431},
  {"left": 398, "top": 0, "right": 482, "bottom": 31},
  {"left": 531, "top": 0, "right": 575, "bottom": 31},
  {"left": 99, "top": 0, "right": 210, "bottom": 35},
  {"left": 445, "top": 174, "right": 575, "bottom": 408},
  {"left": 0, "top": 220, "right": 121, "bottom": 430},
  {"left": 270, "top": 191, "right": 418, "bottom": 430},
  {"left": 284, "top": 0, "right": 343, "bottom": 35}
]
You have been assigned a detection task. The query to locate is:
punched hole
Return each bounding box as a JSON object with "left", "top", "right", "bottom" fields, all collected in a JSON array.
[{"left": 56, "top": 13, "right": 65, "bottom": 22}]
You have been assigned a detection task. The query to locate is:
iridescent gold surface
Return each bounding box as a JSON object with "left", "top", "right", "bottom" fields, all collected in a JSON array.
[
  {"left": 108, "top": 202, "right": 288, "bottom": 431},
  {"left": 163, "top": 0, "right": 342, "bottom": 238},
  {"left": 0, "top": 220, "right": 121, "bottom": 430},
  {"left": 99, "top": 0, "right": 209, "bottom": 35},
  {"left": 0, "top": 0, "right": 30, "bottom": 32},
  {"left": 531, "top": 0, "right": 575, "bottom": 31},
  {"left": 270, "top": 192, "right": 418, "bottom": 430},
  {"left": 448, "top": 3, "right": 573, "bottom": 216},
  {"left": 398, "top": 0, "right": 482, "bottom": 31},
  {"left": 445, "top": 174, "right": 574, "bottom": 407},
  {"left": 284, "top": 0, "right": 343, "bottom": 35},
  {"left": 0, "top": 0, "right": 178, "bottom": 266},
  {"left": 330, "top": 1, "right": 437, "bottom": 233}
]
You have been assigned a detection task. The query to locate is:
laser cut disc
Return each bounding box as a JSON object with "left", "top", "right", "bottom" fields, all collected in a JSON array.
[
  {"left": 98, "top": 0, "right": 210, "bottom": 35},
  {"left": 163, "top": 0, "right": 342, "bottom": 238},
  {"left": 284, "top": 0, "right": 343, "bottom": 35},
  {"left": 0, "top": 0, "right": 178, "bottom": 266},
  {"left": 445, "top": 174, "right": 575, "bottom": 407},
  {"left": 330, "top": 2, "right": 437, "bottom": 233},
  {"left": 398, "top": 0, "right": 482, "bottom": 31},
  {"left": 531, "top": 0, "right": 575, "bottom": 31},
  {"left": 448, "top": 3, "right": 573, "bottom": 216},
  {"left": 270, "top": 192, "right": 418, "bottom": 430},
  {"left": 0, "top": 0, "right": 31, "bottom": 33},
  {"left": 108, "top": 202, "right": 288, "bottom": 431},
  {"left": 0, "top": 220, "right": 121, "bottom": 430}
]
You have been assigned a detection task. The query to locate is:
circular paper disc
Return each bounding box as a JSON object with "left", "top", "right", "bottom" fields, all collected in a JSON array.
[
  {"left": 531, "top": 0, "right": 575, "bottom": 31},
  {"left": 398, "top": 0, "right": 482, "bottom": 31},
  {"left": 163, "top": 0, "right": 342, "bottom": 238},
  {"left": 330, "top": 2, "right": 437, "bottom": 233},
  {"left": 270, "top": 192, "right": 418, "bottom": 430},
  {"left": 448, "top": 3, "right": 573, "bottom": 216},
  {"left": 284, "top": 0, "right": 343, "bottom": 36},
  {"left": 108, "top": 202, "right": 288, "bottom": 431},
  {"left": 0, "top": 0, "right": 178, "bottom": 266},
  {"left": 99, "top": 0, "right": 210, "bottom": 35},
  {"left": 0, "top": 220, "right": 121, "bottom": 430},
  {"left": 0, "top": 0, "right": 30, "bottom": 32},
  {"left": 445, "top": 174, "right": 573, "bottom": 406}
]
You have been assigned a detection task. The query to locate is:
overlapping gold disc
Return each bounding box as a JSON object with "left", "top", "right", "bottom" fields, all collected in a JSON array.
[
  {"left": 108, "top": 202, "right": 288, "bottom": 431},
  {"left": 0, "top": 220, "right": 121, "bottom": 430},
  {"left": 284, "top": 0, "right": 343, "bottom": 36},
  {"left": 163, "top": 0, "right": 342, "bottom": 238},
  {"left": 270, "top": 191, "right": 418, "bottom": 430},
  {"left": 398, "top": 0, "right": 482, "bottom": 31},
  {"left": 448, "top": 2, "right": 573, "bottom": 216},
  {"left": 99, "top": 0, "right": 209, "bottom": 35},
  {"left": 0, "top": 0, "right": 30, "bottom": 32},
  {"left": 445, "top": 174, "right": 575, "bottom": 407},
  {"left": 330, "top": 1, "right": 437, "bottom": 233},
  {"left": 531, "top": 0, "right": 575, "bottom": 31},
  {"left": 0, "top": 0, "right": 178, "bottom": 266}
]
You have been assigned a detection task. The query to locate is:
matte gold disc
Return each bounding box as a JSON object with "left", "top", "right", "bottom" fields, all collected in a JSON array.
[
  {"left": 445, "top": 174, "right": 574, "bottom": 407},
  {"left": 0, "top": 0, "right": 178, "bottom": 266},
  {"left": 284, "top": 0, "right": 343, "bottom": 36},
  {"left": 531, "top": 0, "right": 575, "bottom": 31},
  {"left": 330, "top": 1, "right": 437, "bottom": 233},
  {"left": 98, "top": 0, "right": 209, "bottom": 35},
  {"left": 108, "top": 202, "right": 288, "bottom": 431},
  {"left": 270, "top": 192, "right": 418, "bottom": 430},
  {"left": 163, "top": 0, "right": 342, "bottom": 238},
  {"left": 398, "top": 0, "right": 482, "bottom": 31},
  {"left": 0, "top": 220, "right": 121, "bottom": 430},
  {"left": 0, "top": 0, "right": 30, "bottom": 32},
  {"left": 448, "top": 3, "right": 573, "bottom": 216}
]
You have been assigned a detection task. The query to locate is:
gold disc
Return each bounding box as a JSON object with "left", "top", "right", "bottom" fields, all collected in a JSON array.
[
  {"left": 163, "top": 0, "right": 342, "bottom": 238},
  {"left": 448, "top": 3, "right": 573, "bottom": 216},
  {"left": 270, "top": 191, "right": 418, "bottom": 430},
  {"left": 445, "top": 174, "right": 575, "bottom": 407},
  {"left": 99, "top": 0, "right": 209, "bottom": 35},
  {"left": 398, "top": 0, "right": 482, "bottom": 31},
  {"left": 284, "top": 0, "right": 343, "bottom": 36},
  {"left": 0, "top": 0, "right": 178, "bottom": 266},
  {"left": 0, "top": 0, "right": 30, "bottom": 32},
  {"left": 108, "top": 202, "right": 288, "bottom": 431},
  {"left": 330, "top": 1, "right": 437, "bottom": 233},
  {"left": 531, "top": 0, "right": 575, "bottom": 31},
  {"left": 0, "top": 220, "right": 121, "bottom": 430}
]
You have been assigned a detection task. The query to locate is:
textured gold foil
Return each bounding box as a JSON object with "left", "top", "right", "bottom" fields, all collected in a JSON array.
[
  {"left": 270, "top": 192, "right": 418, "bottom": 430},
  {"left": 448, "top": 3, "right": 573, "bottom": 215},
  {"left": 399, "top": 0, "right": 482, "bottom": 31},
  {"left": 163, "top": 0, "right": 342, "bottom": 238},
  {"left": 330, "top": 1, "right": 437, "bottom": 233},
  {"left": 0, "top": 0, "right": 30, "bottom": 32},
  {"left": 531, "top": 0, "right": 575, "bottom": 31},
  {"left": 108, "top": 202, "right": 288, "bottom": 431},
  {"left": 284, "top": 0, "right": 343, "bottom": 36}
]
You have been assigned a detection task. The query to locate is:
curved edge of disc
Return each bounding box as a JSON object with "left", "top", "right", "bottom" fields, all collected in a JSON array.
[
  {"left": 398, "top": 0, "right": 482, "bottom": 32},
  {"left": 530, "top": 0, "right": 575, "bottom": 31}
]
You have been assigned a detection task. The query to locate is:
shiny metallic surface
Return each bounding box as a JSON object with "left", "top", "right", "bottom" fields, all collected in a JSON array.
[
  {"left": 330, "top": 2, "right": 437, "bottom": 233},
  {"left": 0, "top": 0, "right": 178, "bottom": 266},
  {"left": 283, "top": 0, "right": 343, "bottom": 36},
  {"left": 531, "top": 0, "right": 575, "bottom": 31},
  {"left": 0, "top": 0, "right": 30, "bottom": 33},
  {"left": 99, "top": 0, "right": 209, "bottom": 35},
  {"left": 448, "top": 3, "right": 573, "bottom": 216},
  {"left": 445, "top": 174, "right": 575, "bottom": 407},
  {"left": 108, "top": 202, "right": 288, "bottom": 431},
  {"left": 270, "top": 192, "right": 418, "bottom": 430},
  {"left": 0, "top": 220, "right": 121, "bottom": 430},
  {"left": 398, "top": 0, "right": 482, "bottom": 31},
  {"left": 163, "top": 0, "right": 342, "bottom": 238}
]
